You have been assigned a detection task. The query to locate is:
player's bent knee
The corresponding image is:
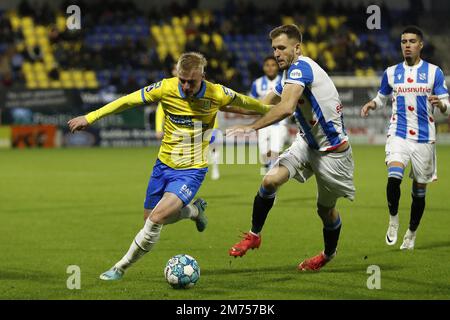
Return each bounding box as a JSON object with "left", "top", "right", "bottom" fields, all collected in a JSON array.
[{"left": 262, "top": 174, "right": 281, "bottom": 191}]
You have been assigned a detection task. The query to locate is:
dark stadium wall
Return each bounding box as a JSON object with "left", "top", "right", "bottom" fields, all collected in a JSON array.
[{"left": 0, "top": 0, "right": 435, "bottom": 11}]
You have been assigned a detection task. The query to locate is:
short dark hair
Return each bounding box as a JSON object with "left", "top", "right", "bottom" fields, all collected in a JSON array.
[
  {"left": 263, "top": 55, "right": 277, "bottom": 64},
  {"left": 402, "top": 26, "right": 424, "bottom": 40},
  {"left": 269, "top": 24, "right": 302, "bottom": 42}
]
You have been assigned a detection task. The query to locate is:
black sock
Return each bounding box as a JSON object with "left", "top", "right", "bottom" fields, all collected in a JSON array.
[
  {"left": 251, "top": 186, "right": 276, "bottom": 234},
  {"left": 387, "top": 177, "right": 402, "bottom": 216},
  {"left": 323, "top": 216, "right": 342, "bottom": 258},
  {"left": 410, "top": 195, "right": 425, "bottom": 232}
]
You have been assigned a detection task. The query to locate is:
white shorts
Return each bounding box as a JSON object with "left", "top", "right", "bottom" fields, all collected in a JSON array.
[
  {"left": 258, "top": 124, "right": 288, "bottom": 156},
  {"left": 385, "top": 136, "right": 437, "bottom": 183},
  {"left": 275, "top": 136, "right": 355, "bottom": 208}
]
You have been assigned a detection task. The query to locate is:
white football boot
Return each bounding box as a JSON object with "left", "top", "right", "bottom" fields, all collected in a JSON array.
[
  {"left": 385, "top": 215, "right": 399, "bottom": 245},
  {"left": 400, "top": 229, "right": 416, "bottom": 250}
]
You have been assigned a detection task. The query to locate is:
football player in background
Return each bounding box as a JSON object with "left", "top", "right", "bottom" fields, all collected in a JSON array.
[{"left": 361, "top": 26, "right": 449, "bottom": 250}]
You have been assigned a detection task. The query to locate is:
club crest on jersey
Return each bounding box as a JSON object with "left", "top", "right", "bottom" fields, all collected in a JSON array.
[
  {"left": 289, "top": 69, "right": 302, "bottom": 79},
  {"left": 199, "top": 99, "right": 211, "bottom": 109},
  {"left": 222, "top": 86, "right": 235, "bottom": 98},
  {"left": 418, "top": 73, "right": 427, "bottom": 81},
  {"left": 145, "top": 81, "right": 161, "bottom": 92}
]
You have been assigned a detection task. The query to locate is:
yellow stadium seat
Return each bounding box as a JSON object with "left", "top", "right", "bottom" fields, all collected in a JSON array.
[
  {"left": 328, "top": 16, "right": 341, "bottom": 30},
  {"left": 212, "top": 33, "right": 223, "bottom": 51},
  {"left": 282, "top": 16, "right": 295, "bottom": 26},
  {"left": 38, "top": 80, "right": 50, "bottom": 88},
  {"left": 26, "top": 81, "right": 38, "bottom": 89},
  {"left": 355, "top": 68, "right": 365, "bottom": 77},
  {"left": 84, "top": 71, "right": 97, "bottom": 81},
  {"left": 50, "top": 81, "right": 62, "bottom": 88},
  {"left": 56, "top": 15, "right": 66, "bottom": 32},
  {"left": 366, "top": 68, "right": 376, "bottom": 76},
  {"left": 181, "top": 16, "right": 189, "bottom": 26},
  {"left": 323, "top": 50, "right": 336, "bottom": 71},
  {"left": 201, "top": 33, "right": 210, "bottom": 45},
  {"left": 172, "top": 17, "right": 181, "bottom": 26},
  {"left": 74, "top": 80, "right": 86, "bottom": 89},
  {"left": 305, "top": 42, "right": 318, "bottom": 60},
  {"left": 21, "top": 17, "right": 34, "bottom": 28},
  {"left": 34, "top": 62, "right": 45, "bottom": 71},
  {"left": 10, "top": 16, "right": 21, "bottom": 31},
  {"left": 318, "top": 42, "right": 327, "bottom": 52},
  {"left": 60, "top": 71, "right": 71, "bottom": 81},
  {"left": 36, "top": 72, "right": 48, "bottom": 81},
  {"left": 308, "top": 25, "right": 319, "bottom": 39},
  {"left": 61, "top": 80, "right": 74, "bottom": 88},
  {"left": 22, "top": 62, "right": 32, "bottom": 71},
  {"left": 356, "top": 51, "right": 366, "bottom": 60},
  {"left": 317, "top": 16, "right": 327, "bottom": 33},
  {"left": 86, "top": 81, "right": 99, "bottom": 89},
  {"left": 72, "top": 70, "right": 84, "bottom": 81},
  {"left": 192, "top": 12, "right": 202, "bottom": 26},
  {"left": 162, "top": 25, "right": 173, "bottom": 36},
  {"left": 151, "top": 25, "right": 161, "bottom": 38}
]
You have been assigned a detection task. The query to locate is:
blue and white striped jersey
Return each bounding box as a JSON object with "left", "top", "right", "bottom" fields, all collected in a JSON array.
[
  {"left": 378, "top": 59, "right": 448, "bottom": 143},
  {"left": 250, "top": 74, "right": 286, "bottom": 125},
  {"left": 274, "top": 56, "right": 348, "bottom": 151}
]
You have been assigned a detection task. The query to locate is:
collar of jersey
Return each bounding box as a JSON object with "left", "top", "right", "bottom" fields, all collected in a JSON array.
[
  {"left": 403, "top": 59, "right": 423, "bottom": 69},
  {"left": 178, "top": 80, "right": 206, "bottom": 99}
]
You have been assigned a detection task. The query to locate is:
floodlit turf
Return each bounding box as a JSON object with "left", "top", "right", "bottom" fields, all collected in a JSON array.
[{"left": 1, "top": 145, "right": 449, "bottom": 300}]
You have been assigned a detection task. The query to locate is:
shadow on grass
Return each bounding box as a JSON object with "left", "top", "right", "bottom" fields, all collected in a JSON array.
[{"left": 416, "top": 240, "right": 450, "bottom": 250}]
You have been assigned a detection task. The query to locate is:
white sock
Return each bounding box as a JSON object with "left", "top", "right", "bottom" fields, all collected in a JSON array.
[
  {"left": 115, "top": 219, "right": 163, "bottom": 271},
  {"left": 389, "top": 214, "right": 399, "bottom": 225},
  {"left": 249, "top": 230, "right": 260, "bottom": 237},
  {"left": 163, "top": 204, "right": 199, "bottom": 225},
  {"left": 406, "top": 229, "right": 416, "bottom": 237}
]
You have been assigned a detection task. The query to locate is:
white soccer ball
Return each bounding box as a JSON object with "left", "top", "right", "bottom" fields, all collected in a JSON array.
[{"left": 164, "top": 254, "right": 200, "bottom": 289}]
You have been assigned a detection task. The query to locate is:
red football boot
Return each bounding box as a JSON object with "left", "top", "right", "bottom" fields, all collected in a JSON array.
[
  {"left": 229, "top": 232, "right": 261, "bottom": 257},
  {"left": 297, "top": 251, "right": 335, "bottom": 271}
]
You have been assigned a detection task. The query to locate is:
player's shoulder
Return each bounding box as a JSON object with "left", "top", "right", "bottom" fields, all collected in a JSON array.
[
  {"left": 422, "top": 60, "right": 442, "bottom": 73},
  {"left": 252, "top": 75, "right": 265, "bottom": 85},
  {"left": 206, "top": 80, "right": 236, "bottom": 99}
]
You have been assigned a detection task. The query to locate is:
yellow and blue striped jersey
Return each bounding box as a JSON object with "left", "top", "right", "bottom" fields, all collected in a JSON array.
[{"left": 85, "top": 77, "right": 270, "bottom": 169}]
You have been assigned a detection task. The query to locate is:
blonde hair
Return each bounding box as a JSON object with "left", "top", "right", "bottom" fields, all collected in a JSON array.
[{"left": 176, "top": 52, "right": 207, "bottom": 74}]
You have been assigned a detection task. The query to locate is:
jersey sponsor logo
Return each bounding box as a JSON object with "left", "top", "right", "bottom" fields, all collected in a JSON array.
[
  {"left": 221, "top": 86, "right": 235, "bottom": 98},
  {"left": 145, "top": 81, "right": 162, "bottom": 92},
  {"left": 180, "top": 184, "right": 192, "bottom": 198},
  {"left": 289, "top": 69, "right": 302, "bottom": 79},
  {"left": 167, "top": 113, "right": 209, "bottom": 128},
  {"left": 394, "top": 86, "right": 431, "bottom": 94}
]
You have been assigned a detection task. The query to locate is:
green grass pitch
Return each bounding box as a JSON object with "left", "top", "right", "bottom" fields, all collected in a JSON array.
[{"left": 1, "top": 145, "right": 449, "bottom": 299}]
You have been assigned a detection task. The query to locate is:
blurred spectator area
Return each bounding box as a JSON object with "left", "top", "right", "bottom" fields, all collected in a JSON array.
[{"left": 0, "top": 0, "right": 446, "bottom": 92}]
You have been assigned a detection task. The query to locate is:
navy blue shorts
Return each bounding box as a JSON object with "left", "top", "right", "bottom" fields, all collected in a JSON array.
[{"left": 144, "top": 159, "right": 208, "bottom": 209}]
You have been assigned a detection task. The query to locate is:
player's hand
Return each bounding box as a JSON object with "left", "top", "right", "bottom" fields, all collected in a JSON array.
[
  {"left": 155, "top": 131, "right": 164, "bottom": 140},
  {"left": 361, "top": 101, "right": 376, "bottom": 118},
  {"left": 68, "top": 116, "right": 89, "bottom": 133},
  {"left": 226, "top": 125, "right": 255, "bottom": 136},
  {"left": 428, "top": 95, "right": 445, "bottom": 112}
]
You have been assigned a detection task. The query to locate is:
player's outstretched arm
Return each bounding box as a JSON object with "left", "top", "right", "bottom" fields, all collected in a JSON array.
[
  {"left": 361, "top": 100, "right": 377, "bottom": 118},
  {"left": 250, "top": 83, "right": 301, "bottom": 130},
  {"left": 227, "top": 84, "right": 300, "bottom": 136},
  {"left": 67, "top": 86, "right": 160, "bottom": 132}
]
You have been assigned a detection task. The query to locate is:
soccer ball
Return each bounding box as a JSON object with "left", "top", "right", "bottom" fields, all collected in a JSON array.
[{"left": 164, "top": 254, "right": 200, "bottom": 289}]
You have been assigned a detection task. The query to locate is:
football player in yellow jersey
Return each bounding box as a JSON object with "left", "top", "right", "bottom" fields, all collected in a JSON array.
[
  {"left": 68, "top": 52, "right": 271, "bottom": 280},
  {"left": 154, "top": 64, "right": 221, "bottom": 180}
]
